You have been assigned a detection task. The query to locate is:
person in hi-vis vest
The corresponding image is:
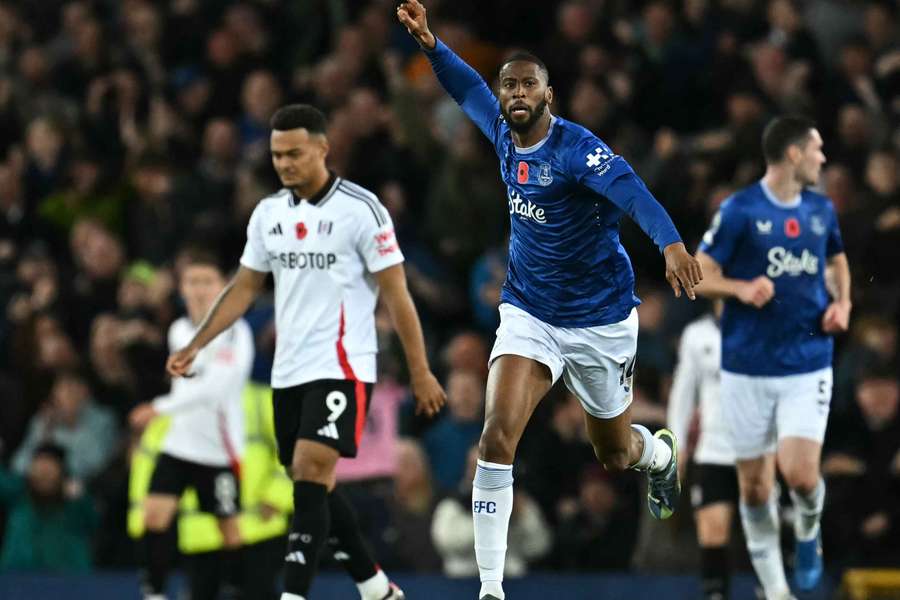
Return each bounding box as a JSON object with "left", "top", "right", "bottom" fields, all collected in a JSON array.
[{"left": 129, "top": 382, "right": 293, "bottom": 600}]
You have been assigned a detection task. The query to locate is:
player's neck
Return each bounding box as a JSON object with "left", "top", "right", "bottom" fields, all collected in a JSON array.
[
  {"left": 291, "top": 167, "right": 331, "bottom": 200},
  {"left": 762, "top": 168, "right": 802, "bottom": 204},
  {"left": 511, "top": 112, "right": 552, "bottom": 149}
]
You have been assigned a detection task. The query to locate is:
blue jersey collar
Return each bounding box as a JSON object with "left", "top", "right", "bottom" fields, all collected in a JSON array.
[
  {"left": 514, "top": 115, "right": 557, "bottom": 155},
  {"left": 759, "top": 179, "right": 801, "bottom": 209}
]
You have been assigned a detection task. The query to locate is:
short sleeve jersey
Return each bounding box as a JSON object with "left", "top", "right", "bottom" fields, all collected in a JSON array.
[
  {"left": 240, "top": 175, "right": 404, "bottom": 388},
  {"left": 698, "top": 181, "right": 844, "bottom": 376}
]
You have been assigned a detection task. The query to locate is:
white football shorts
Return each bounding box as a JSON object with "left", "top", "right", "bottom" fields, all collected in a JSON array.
[
  {"left": 720, "top": 366, "right": 832, "bottom": 459},
  {"left": 489, "top": 303, "right": 638, "bottom": 419}
]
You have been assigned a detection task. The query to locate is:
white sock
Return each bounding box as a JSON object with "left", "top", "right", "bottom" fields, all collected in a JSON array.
[
  {"left": 789, "top": 477, "right": 825, "bottom": 542},
  {"left": 472, "top": 459, "right": 513, "bottom": 599},
  {"left": 357, "top": 568, "right": 390, "bottom": 599},
  {"left": 740, "top": 491, "right": 790, "bottom": 600},
  {"left": 649, "top": 437, "right": 673, "bottom": 472},
  {"left": 281, "top": 594, "right": 305, "bottom": 600},
  {"left": 630, "top": 424, "right": 671, "bottom": 471}
]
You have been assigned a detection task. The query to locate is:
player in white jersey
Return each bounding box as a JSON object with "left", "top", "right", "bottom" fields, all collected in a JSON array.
[
  {"left": 667, "top": 301, "right": 740, "bottom": 600},
  {"left": 129, "top": 248, "right": 254, "bottom": 600},
  {"left": 696, "top": 116, "right": 852, "bottom": 600},
  {"left": 166, "top": 104, "right": 446, "bottom": 600}
]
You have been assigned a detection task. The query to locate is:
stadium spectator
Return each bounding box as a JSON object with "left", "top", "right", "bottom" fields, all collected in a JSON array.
[
  {"left": 381, "top": 438, "right": 442, "bottom": 572},
  {"left": 0, "top": 443, "right": 98, "bottom": 573},
  {"left": 822, "top": 367, "right": 900, "bottom": 568},
  {"left": 552, "top": 465, "right": 639, "bottom": 572},
  {"left": 12, "top": 371, "right": 117, "bottom": 482},
  {"left": 423, "top": 368, "right": 484, "bottom": 492}
]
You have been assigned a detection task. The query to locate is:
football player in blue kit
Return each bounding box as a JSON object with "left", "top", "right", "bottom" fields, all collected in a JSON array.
[
  {"left": 695, "top": 116, "right": 851, "bottom": 600},
  {"left": 397, "top": 3, "right": 703, "bottom": 599}
]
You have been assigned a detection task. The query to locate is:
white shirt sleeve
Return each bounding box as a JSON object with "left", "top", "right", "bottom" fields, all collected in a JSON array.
[
  {"left": 667, "top": 327, "right": 699, "bottom": 451},
  {"left": 239, "top": 203, "right": 272, "bottom": 273},
  {"left": 356, "top": 202, "right": 404, "bottom": 273},
  {"left": 153, "top": 321, "right": 255, "bottom": 414}
]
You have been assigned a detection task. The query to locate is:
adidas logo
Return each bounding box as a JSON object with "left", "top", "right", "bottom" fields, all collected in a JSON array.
[
  {"left": 268, "top": 223, "right": 283, "bottom": 235},
  {"left": 285, "top": 551, "right": 306, "bottom": 564},
  {"left": 316, "top": 423, "right": 339, "bottom": 440}
]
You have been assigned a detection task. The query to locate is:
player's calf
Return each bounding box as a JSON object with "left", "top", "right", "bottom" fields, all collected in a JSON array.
[
  {"left": 283, "top": 441, "right": 340, "bottom": 597},
  {"left": 327, "top": 489, "right": 401, "bottom": 600},
  {"left": 593, "top": 446, "right": 630, "bottom": 471}
]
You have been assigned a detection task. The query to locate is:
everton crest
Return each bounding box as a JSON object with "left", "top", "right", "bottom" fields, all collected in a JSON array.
[{"left": 538, "top": 162, "right": 553, "bottom": 186}]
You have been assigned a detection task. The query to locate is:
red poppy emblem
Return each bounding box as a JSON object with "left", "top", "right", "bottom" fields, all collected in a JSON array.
[
  {"left": 784, "top": 217, "right": 800, "bottom": 238},
  {"left": 517, "top": 161, "right": 529, "bottom": 184},
  {"left": 296, "top": 222, "right": 308, "bottom": 239}
]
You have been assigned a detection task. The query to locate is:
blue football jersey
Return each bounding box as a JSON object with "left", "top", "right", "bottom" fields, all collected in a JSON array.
[
  {"left": 698, "top": 181, "right": 844, "bottom": 376},
  {"left": 427, "top": 40, "right": 681, "bottom": 327}
]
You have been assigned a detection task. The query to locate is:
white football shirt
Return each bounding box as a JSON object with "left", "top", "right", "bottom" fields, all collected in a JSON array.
[
  {"left": 239, "top": 175, "right": 404, "bottom": 388},
  {"left": 667, "top": 314, "right": 735, "bottom": 466},
  {"left": 154, "top": 317, "right": 254, "bottom": 466}
]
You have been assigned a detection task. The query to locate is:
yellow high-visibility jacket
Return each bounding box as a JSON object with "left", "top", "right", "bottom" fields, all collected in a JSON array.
[{"left": 128, "top": 383, "right": 293, "bottom": 553}]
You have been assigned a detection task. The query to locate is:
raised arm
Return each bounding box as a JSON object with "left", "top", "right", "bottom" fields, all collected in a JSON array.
[
  {"left": 166, "top": 266, "right": 266, "bottom": 378},
  {"left": 572, "top": 136, "right": 702, "bottom": 299},
  {"left": 375, "top": 263, "right": 446, "bottom": 417},
  {"left": 397, "top": 0, "right": 502, "bottom": 144}
]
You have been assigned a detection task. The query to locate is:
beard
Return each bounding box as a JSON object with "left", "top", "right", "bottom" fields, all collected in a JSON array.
[{"left": 502, "top": 99, "right": 548, "bottom": 134}]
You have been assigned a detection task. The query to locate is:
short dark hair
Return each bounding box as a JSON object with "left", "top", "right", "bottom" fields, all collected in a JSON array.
[
  {"left": 33, "top": 442, "right": 67, "bottom": 467},
  {"left": 501, "top": 51, "right": 550, "bottom": 83},
  {"left": 270, "top": 104, "right": 327, "bottom": 134},
  {"left": 761, "top": 115, "right": 816, "bottom": 164},
  {"left": 177, "top": 246, "right": 223, "bottom": 274}
]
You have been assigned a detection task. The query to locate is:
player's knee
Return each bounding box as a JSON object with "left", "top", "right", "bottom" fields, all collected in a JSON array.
[
  {"left": 290, "top": 455, "right": 333, "bottom": 484},
  {"left": 478, "top": 425, "right": 516, "bottom": 464},
  {"left": 697, "top": 513, "right": 730, "bottom": 546},
  {"left": 596, "top": 446, "right": 630, "bottom": 472},
  {"left": 783, "top": 468, "right": 818, "bottom": 496},
  {"left": 740, "top": 479, "right": 772, "bottom": 506}
]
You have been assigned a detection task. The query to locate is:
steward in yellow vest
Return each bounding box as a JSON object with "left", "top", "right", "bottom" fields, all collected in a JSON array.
[{"left": 129, "top": 383, "right": 292, "bottom": 600}]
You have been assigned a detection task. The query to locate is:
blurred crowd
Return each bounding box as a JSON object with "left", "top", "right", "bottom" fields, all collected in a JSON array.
[{"left": 0, "top": 0, "right": 898, "bottom": 583}]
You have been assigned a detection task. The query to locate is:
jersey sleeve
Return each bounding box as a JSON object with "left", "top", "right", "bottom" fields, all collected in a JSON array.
[
  {"left": 356, "top": 201, "right": 405, "bottom": 274},
  {"left": 425, "top": 38, "right": 503, "bottom": 147},
  {"left": 825, "top": 201, "right": 844, "bottom": 257},
  {"left": 667, "top": 329, "right": 699, "bottom": 450},
  {"left": 570, "top": 135, "right": 681, "bottom": 252},
  {"left": 153, "top": 323, "right": 254, "bottom": 414},
  {"left": 239, "top": 204, "right": 272, "bottom": 273},
  {"left": 698, "top": 196, "right": 746, "bottom": 268}
]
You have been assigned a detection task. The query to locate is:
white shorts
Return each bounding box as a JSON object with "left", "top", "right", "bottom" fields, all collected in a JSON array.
[
  {"left": 489, "top": 303, "right": 638, "bottom": 419},
  {"left": 720, "top": 367, "right": 832, "bottom": 460}
]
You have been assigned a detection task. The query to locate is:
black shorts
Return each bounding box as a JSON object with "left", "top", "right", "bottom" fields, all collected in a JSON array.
[
  {"left": 148, "top": 453, "right": 240, "bottom": 517},
  {"left": 690, "top": 463, "right": 739, "bottom": 509},
  {"left": 272, "top": 379, "right": 373, "bottom": 464}
]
